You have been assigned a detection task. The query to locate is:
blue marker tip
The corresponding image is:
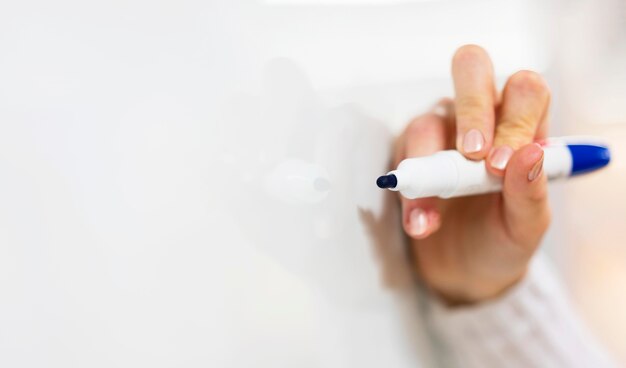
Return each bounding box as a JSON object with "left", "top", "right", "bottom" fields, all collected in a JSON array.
[{"left": 376, "top": 174, "right": 397, "bottom": 189}]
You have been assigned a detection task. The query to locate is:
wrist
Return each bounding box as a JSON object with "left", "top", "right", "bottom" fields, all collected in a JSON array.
[{"left": 430, "top": 267, "right": 529, "bottom": 307}]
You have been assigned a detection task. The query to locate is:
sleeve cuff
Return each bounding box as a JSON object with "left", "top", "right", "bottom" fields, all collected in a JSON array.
[
  {"left": 428, "top": 255, "right": 560, "bottom": 344},
  {"left": 426, "top": 254, "right": 616, "bottom": 367}
]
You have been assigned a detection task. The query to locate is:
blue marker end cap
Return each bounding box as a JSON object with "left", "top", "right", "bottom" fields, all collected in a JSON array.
[
  {"left": 568, "top": 144, "right": 611, "bottom": 175},
  {"left": 376, "top": 174, "right": 397, "bottom": 189}
]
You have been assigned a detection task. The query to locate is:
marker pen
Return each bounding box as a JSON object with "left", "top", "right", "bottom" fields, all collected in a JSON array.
[{"left": 376, "top": 140, "right": 611, "bottom": 199}]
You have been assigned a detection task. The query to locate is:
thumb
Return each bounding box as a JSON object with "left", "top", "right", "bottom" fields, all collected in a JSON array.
[{"left": 502, "top": 143, "right": 550, "bottom": 246}]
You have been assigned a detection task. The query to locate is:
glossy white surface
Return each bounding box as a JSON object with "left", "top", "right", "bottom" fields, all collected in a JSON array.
[{"left": 0, "top": 0, "right": 550, "bottom": 367}]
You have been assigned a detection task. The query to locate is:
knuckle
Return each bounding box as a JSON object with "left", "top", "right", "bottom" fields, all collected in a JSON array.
[
  {"left": 456, "top": 95, "right": 490, "bottom": 115},
  {"left": 499, "top": 112, "right": 538, "bottom": 132},
  {"left": 495, "top": 121, "right": 536, "bottom": 147},
  {"left": 527, "top": 184, "right": 549, "bottom": 204},
  {"left": 456, "top": 94, "right": 491, "bottom": 119}
]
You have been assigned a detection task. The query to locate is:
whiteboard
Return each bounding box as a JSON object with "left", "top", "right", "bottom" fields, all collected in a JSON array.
[{"left": 0, "top": 0, "right": 548, "bottom": 367}]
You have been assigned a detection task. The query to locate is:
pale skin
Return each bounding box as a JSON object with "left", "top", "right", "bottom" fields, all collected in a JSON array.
[{"left": 397, "top": 45, "right": 551, "bottom": 305}]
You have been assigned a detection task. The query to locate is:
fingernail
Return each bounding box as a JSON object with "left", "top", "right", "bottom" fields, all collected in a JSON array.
[
  {"left": 490, "top": 145, "right": 514, "bottom": 170},
  {"left": 409, "top": 208, "right": 428, "bottom": 236},
  {"left": 528, "top": 154, "right": 544, "bottom": 181},
  {"left": 462, "top": 129, "right": 484, "bottom": 153}
]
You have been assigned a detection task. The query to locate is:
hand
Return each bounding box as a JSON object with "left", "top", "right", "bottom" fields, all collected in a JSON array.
[{"left": 396, "top": 45, "right": 551, "bottom": 305}]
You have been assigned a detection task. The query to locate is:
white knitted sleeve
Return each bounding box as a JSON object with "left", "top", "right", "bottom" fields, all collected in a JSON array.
[{"left": 426, "top": 255, "right": 617, "bottom": 368}]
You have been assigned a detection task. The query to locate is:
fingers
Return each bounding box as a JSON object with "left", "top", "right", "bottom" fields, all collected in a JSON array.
[
  {"left": 398, "top": 101, "right": 452, "bottom": 240},
  {"left": 452, "top": 45, "right": 497, "bottom": 160},
  {"left": 405, "top": 207, "right": 441, "bottom": 240},
  {"left": 488, "top": 70, "right": 550, "bottom": 175},
  {"left": 502, "top": 143, "right": 550, "bottom": 246}
]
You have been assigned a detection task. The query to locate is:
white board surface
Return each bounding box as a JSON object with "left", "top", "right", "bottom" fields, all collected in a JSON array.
[{"left": 0, "top": 1, "right": 547, "bottom": 367}]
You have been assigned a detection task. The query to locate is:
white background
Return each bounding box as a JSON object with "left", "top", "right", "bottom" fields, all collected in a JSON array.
[{"left": 1, "top": 0, "right": 624, "bottom": 367}]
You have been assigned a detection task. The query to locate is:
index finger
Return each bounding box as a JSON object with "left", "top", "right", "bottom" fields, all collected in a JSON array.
[{"left": 452, "top": 45, "right": 497, "bottom": 160}]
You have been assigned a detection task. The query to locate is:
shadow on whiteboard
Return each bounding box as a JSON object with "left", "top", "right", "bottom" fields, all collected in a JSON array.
[{"left": 216, "top": 58, "right": 439, "bottom": 366}]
